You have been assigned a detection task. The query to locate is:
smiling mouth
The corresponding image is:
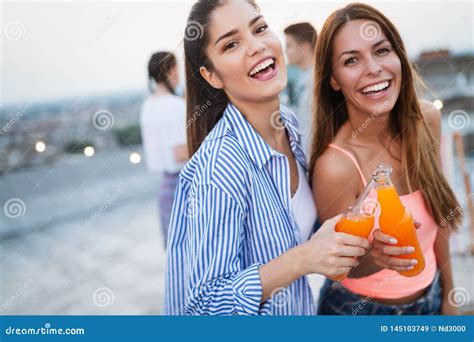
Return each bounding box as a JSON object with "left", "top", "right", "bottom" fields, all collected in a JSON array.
[
  {"left": 248, "top": 58, "right": 276, "bottom": 79},
  {"left": 360, "top": 80, "right": 391, "bottom": 96}
]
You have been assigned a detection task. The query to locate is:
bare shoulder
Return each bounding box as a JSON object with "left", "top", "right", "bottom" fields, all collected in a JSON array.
[
  {"left": 313, "top": 147, "right": 356, "bottom": 184},
  {"left": 312, "top": 145, "right": 360, "bottom": 220}
]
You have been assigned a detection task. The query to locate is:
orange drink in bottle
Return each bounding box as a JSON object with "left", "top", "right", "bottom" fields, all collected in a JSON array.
[
  {"left": 331, "top": 179, "right": 377, "bottom": 281},
  {"left": 373, "top": 164, "right": 425, "bottom": 277},
  {"left": 332, "top": 213, "right": 375, "bottom": 281}
]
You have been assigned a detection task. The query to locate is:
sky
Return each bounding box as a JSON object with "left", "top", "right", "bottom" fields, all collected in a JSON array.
[{"left": 1, "top": 0, "right": 473, "bottom": 105}]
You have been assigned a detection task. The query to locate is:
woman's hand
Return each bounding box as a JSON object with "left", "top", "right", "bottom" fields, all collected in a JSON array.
[
  {"left": 300, "top": 215, "right": 371, "bottom": 278},
  {"left": 371, "top": 226, "right": 420, "bottom": 272}
]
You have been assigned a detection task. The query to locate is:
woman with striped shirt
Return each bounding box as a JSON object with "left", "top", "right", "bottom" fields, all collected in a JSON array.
[{"left": 164, "top": 0, "right": 370, "bottom": 315}]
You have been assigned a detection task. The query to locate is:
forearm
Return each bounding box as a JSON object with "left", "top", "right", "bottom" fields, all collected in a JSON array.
[{"left": 259, "top": 244, "right": 307, "bottom": 302}]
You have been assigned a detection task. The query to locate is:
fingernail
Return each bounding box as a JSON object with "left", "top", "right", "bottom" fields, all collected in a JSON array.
[
  {"left": 406, "top": 246, "right": 415, "bottom": 253},
  {"left": 410, "top": 259, "right": 418, "bottom": 265},
  {"left": 408, "top": 266, "right": 414, "bottom": 269},
  {"left": 388, "top": 238, "right": 397, "bottom": 244}
]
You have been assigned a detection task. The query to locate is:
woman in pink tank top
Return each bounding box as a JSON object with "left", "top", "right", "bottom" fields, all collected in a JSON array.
[{"left": 308, "top": 3, "right": 462, "bottom": 315}]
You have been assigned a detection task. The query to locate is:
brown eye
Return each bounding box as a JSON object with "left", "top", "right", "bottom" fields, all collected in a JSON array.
[
  {"left": 376, "top": 47, "right": 390, "bottom": 56},
  {"left": 224, "top": 41, "right": 238, "bottom": 51},
  {"left": 256, "top": 24, "right": 268, "bottom": 34},
  {"left": 344, "top": 57, "right": 357, "bottom": 66}
]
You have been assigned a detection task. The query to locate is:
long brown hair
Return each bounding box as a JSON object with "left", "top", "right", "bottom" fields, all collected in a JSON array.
[
  {"left": 308, "top": 3, "right": 462, "bottom": 230},
  {"left": 184, "top": 0, "right": 259, "bottom": 156}
]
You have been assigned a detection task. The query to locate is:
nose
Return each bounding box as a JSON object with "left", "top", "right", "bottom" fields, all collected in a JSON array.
[
  {"left": 247, "top": 35, "right": 266, "bottom": 57},
  {"left": 365, "top": 56, "right": 382, "bottom": 77}
]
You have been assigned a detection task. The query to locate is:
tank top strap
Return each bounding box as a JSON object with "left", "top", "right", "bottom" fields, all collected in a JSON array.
[{"left": 327, "top": 143, "right": 368, "bottom": 187}]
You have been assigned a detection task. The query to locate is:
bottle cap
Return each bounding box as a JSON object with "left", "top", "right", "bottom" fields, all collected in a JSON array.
[{"left": 373, "top": 163, "right": 393, "bottom": 180}]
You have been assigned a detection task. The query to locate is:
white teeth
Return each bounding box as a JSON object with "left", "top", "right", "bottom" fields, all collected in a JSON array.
[
  {"left": 249, "top": 58, "right": 274, "bottom": 76},
  {"left": 361, "top": 81, "right": 390, "bottom": 94}
]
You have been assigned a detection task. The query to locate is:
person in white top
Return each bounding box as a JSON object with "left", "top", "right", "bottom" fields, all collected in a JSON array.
[{"left": 140, "top": 51, "right": 188, "bottom": 248}]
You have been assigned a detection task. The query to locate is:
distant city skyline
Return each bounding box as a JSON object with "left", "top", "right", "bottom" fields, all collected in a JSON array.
[{"left": 2, "top": 0, "right": 473, "bottom": 105}]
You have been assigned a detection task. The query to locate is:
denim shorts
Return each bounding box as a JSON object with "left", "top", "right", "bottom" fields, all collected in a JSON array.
[{"left": 317, "top": 272, "right": 442, "bottom": 315}]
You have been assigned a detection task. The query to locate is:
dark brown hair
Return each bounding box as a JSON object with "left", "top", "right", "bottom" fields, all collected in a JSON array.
[
  {"left": 184, "top": 0, "right": 259, "bottom": 156},
  {"left": 308, "top": 3, "right": 461, "bottom": 230},
  {"left": 284, "top": 22, "right": 317, "bottom": 47},
  {"left": 148, "top": 51, "right": 176, "bottom": 94}
]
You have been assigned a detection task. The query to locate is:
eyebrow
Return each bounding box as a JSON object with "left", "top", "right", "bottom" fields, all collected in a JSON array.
[
  {"left": 337, "top": 39, "right": 389, "bottom": 61},
  {"left": 214, "top": 15, "right": 263, "bottom": 46}
]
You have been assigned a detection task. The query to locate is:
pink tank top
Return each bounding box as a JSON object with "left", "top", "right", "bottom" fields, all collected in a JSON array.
[{"left": 328, "top": 144, "right": 438, "bottom": 299}]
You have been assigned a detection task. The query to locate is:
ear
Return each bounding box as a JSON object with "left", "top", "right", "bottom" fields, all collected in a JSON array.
[
  {"left": 199, "top": 66, "right": 223, "bottom": 89},
  {"left": 330, "top": 75, "right": 341, "bottom": 91}
]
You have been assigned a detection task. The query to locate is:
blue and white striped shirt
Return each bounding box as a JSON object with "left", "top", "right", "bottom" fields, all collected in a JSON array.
[{"left": 164, "top": 103, "right": 317, "bottom": 315}]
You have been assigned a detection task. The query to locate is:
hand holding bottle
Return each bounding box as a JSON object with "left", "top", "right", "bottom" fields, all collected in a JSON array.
[
  {"left": 371, "top": 222, "right": 422, "bottom": 272},
  {"left": 301, "top": 215, "right": 371, "bottom": 279}
]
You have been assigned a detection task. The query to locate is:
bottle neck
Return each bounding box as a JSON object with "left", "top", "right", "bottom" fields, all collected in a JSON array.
[{"left": 375, "top": 175, "right": 405, "bottom": 218}]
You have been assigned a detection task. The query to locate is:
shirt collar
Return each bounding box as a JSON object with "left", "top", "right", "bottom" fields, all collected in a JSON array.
[{"left": 223, "top": 102, "right": 307, "bottom": 171}]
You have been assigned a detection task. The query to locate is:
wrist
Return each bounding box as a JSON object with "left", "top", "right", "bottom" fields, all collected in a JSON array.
[{"left": 289, "top": 243, "right": 310, "bottom": 278}]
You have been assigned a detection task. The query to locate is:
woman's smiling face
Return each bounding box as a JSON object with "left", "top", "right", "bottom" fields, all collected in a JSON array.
[
  {"left": 330, "top": 19, "right": 402, "bottom": 117},
  {"left": 200, "top": 0, "right": 287, "bottom": 104}
]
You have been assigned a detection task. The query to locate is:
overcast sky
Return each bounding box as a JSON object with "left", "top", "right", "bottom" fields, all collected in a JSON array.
[{"left": 1, "top": 0, "right": 473, "bottom": 105}]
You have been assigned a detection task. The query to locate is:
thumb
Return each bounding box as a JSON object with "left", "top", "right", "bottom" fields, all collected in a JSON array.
[{"left": 321, "top": 214, "right": 343, "bottom": 232}]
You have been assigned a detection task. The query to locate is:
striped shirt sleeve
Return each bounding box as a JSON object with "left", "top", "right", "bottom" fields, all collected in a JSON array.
[{"left": 183, "top": 184, "right": 271, "bottom": 315}]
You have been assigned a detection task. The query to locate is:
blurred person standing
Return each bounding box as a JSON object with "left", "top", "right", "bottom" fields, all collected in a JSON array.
[
  {"left": 140, "top": 52, "right": 188, "bottom": 248},
  {"left": 283, "top": 22, "right": 317, "bottom": 154}
]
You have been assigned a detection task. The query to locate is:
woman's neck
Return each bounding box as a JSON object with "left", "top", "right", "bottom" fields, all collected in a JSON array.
[
  {"left": 153, "top": 83, "right": 173, "bottom": 96},
  {"left": 345, "top": 104, "right": 394, "bottom": 148},
  {"left": 232, "top": 96, "right": 287, "bottom": 150}
]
